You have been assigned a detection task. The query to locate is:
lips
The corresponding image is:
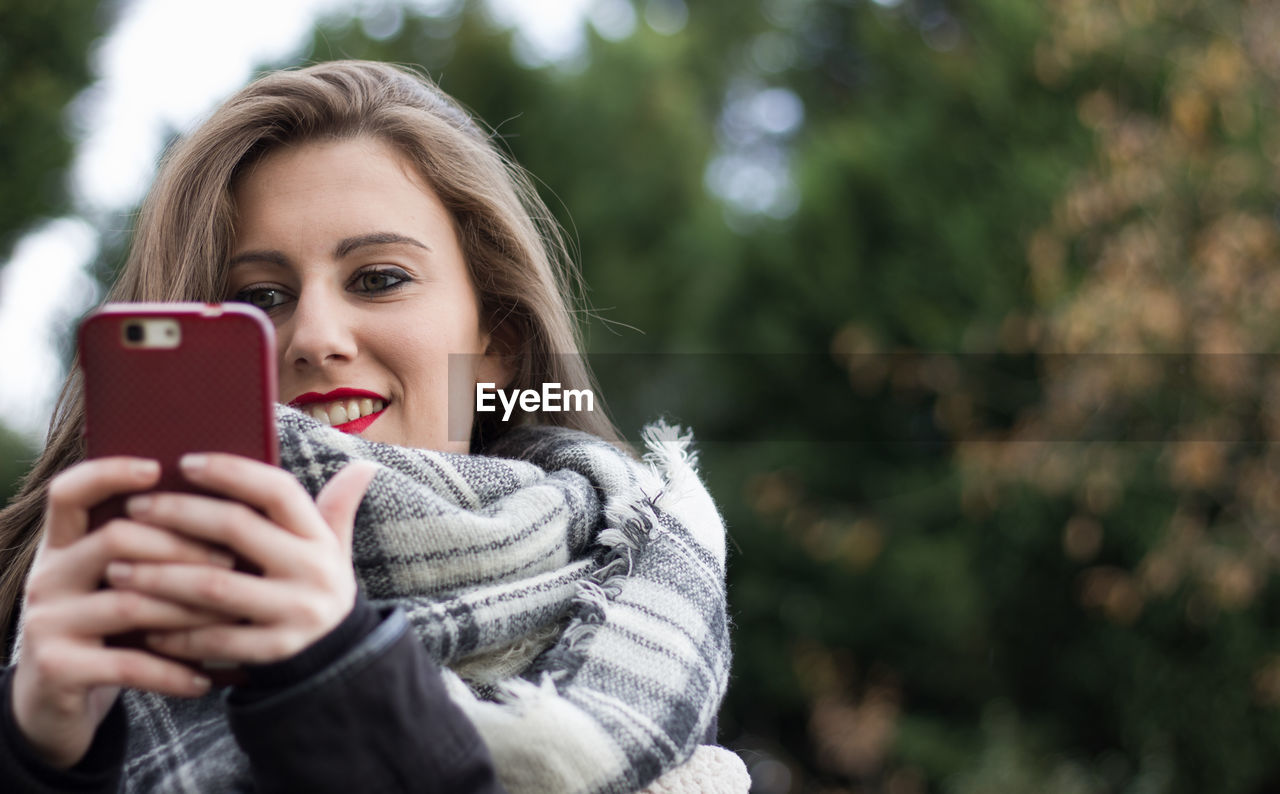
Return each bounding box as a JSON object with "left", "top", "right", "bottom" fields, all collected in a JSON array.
[{"left": 288, "top": 388, "right": 389, "bottom": 434}]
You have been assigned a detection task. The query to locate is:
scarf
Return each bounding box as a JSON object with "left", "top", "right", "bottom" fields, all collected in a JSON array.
[{"left": 116, "top": 405, "right": 738, "bottom": 793}]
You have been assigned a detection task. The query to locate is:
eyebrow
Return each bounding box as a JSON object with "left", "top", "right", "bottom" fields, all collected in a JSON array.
[
  {"left": 228, "top": 232, "right": 431, "bottom": 268},
  {"left": 335, "top": 231, "right": 431, "bottom": 258}
]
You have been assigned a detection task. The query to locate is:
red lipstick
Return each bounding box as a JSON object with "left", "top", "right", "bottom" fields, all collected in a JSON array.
[
  {"left": 333, "top": 411, "right": 382, "bottom": 434},
  {"left": 288, "top": 388, "right": 389, "bottom": 435},
  {"left": 289, "top": 388, "right": 387, "bottom": 407}
]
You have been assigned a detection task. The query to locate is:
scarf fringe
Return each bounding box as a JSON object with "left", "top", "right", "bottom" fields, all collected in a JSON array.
[
  {"left": 117, "top": 409, "right": 734, "bottom": 794},
  {"left": 524, "top": 420, "right": 703, "bottom": 687},
  {"left": 640, "top": 418, "right": 700, "bottom": 477}
]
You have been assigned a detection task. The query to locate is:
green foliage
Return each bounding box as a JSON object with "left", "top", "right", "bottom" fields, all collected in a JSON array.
[
  {"left": 18, "top": 0, "right": 1280, "bottom": 789},
  {"left": 0, "top": 424, "right": 36, "bottom": 508},
  {"left": 290, "top": 0, "right": 1164, "bottom": 789},
  {"left": 0, "top": 0, "right": 103, "bottom": 262},
  {"left": 0, "top": 0, "right": 101, "bottom": 504}
]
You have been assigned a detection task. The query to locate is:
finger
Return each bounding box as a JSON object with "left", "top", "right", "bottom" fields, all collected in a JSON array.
[
  {"left": 104, "top": 560, "right": 291, "bottom": 624},
  {"left": 26, "top": 641, "right": 212, "bottom": 697},
  {"left": 43, "top": 458, "right": 161, "bottom": 548},
  {"left": 145, "top": 623, "right": 316, "bottom": 665},
  {"left": 123, "top": 492, "right": 301, "bottom": 576},
  {"left": 31, "top": 589, "right": 230, "bottom": 638},
  {"left": 176, "top": 453, "right": 329, "bottom": 541},
  {"left": 53, "top": 520, "right": 236, "bottom": 594},
  {"left": 315, "top": 461, "right": 379, "bottom": 558}
]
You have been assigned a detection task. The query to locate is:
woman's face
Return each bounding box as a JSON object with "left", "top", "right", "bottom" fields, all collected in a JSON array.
[{"left": 227, "top": 136, "right": 508, "bottom": 453}]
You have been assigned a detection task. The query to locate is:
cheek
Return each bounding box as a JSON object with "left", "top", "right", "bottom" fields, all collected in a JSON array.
[
  {"left": 377, "top": 325, "right": 465, "bottom": 405},
  {"left": 386, "top": 347, "right": 468, "bottom": 451},
  {"left": 387, "top": 301, "right": 488, "bottom": 365}
]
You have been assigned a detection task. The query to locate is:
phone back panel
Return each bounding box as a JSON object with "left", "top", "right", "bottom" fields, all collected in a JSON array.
[{"left": 79, "top": 303, "right": 278, "bottom": 525}]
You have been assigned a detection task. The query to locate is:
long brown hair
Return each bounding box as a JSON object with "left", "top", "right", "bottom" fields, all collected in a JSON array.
[{"left": 0, "top": 60, "right": 621, "bottom": 658}]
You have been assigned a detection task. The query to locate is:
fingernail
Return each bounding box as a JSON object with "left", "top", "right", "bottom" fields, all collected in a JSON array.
[
  {"left": 192, "top": 675, "right": 211, "bottom": 690},
  {"left": 106, "top": 561, "right": 133, "bottom": 581},
  {"left": 131, "top": 460, "right": 160, "bottom": 478},
  {"left": 126, "top": 494, "right": 153, "bottom": 514},
  {"left": 180, "top": 454, "right": 208, "bottom": 472}
]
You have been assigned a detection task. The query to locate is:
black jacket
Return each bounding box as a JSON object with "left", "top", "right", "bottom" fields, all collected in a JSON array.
[{"left": 0, "top": 596, "right": 507, "bottom": 793}]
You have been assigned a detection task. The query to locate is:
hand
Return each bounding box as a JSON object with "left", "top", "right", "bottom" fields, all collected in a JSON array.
[
  {"left": 12, "top": 457, "right": 238, "bottom": 768},
  {"left": 105, "top": 454, "right": 378, "bottom": 666}
]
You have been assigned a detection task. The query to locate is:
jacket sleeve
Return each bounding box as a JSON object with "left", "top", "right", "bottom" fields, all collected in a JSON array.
[
  {"left": 225, "top": 599, "right": 507, "bottom": 794},
  {"left": 0, "top": 664, "right": 127, "bottom": 793}
]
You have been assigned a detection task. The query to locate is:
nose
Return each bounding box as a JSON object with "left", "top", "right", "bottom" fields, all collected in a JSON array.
[{"left": 280, "top": 284, "right": 358, "bottom": 370}]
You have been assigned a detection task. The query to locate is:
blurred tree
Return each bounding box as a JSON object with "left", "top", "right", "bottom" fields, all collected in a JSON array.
[
  {"left": 950, "top": 0, "right": 1280, "bottom": 791},
  {"left": 0, "top": 0, "right": 106, "bottom": 266},
  {"left": 0, "top": 0, "right": 107, "bottom": 507},
  {"left": 51, "top": 0, "right": 1280, "bottom": 790},
  {"left": 0, "top": 424, "right": 36, "bottom": 507},
  {"left": 292, "top": 0, "right": 1098, "bottom": 790}
]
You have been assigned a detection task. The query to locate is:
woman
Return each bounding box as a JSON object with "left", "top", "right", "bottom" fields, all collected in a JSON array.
[{"left": 0, "top": 61, "right": 742, "bottom": 792}]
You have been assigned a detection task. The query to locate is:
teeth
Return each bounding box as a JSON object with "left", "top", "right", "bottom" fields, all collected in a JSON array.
[{"left": 303, "top": 397, "right": 386, "bottom": 426}]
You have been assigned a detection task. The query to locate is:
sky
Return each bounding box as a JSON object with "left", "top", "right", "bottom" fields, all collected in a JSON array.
[{"left": 0, "top": 0, "right": 603, "bottom": 443}]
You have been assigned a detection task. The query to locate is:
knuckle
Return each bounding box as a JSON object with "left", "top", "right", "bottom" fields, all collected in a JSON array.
[
  {"left": 196, "top": 570, "right": 230, "bottom": 603},
  {"left": 269, "top": 472, "right": 307, "bottom": 506},
  {"left": 113, "top": 591, "right": 144, "bottom": 623},
  {"left": 159, "top": 630, "right": 192, "bottom": 656},
  {"left": 226, "top": 505, "right": 259, "bottom": 539},
  {"left": 211, "top": 526, "right": 237, "bottom": 553},
  {"left": 144, "top": 494, "right": 172, "bottom": 517},
  {"left": 192, "top": 629, "right": 227, "bottom": 658},
  {"left": 29, "top": 644, "right": 65, "bottom": 681},
  {"left": 293, "top": 598, "right": 327, "bottom": 629},
  {"left": 44, "top": 474, "right": 76, "bottom": 511},
  {"left": 97, "top": 521, "right": 131, "bottom": 556},
  {"left": 292, "top": 554, "right": 327, "bottom": 584},
  {"left": 45, "top": 692, "right": 80, "bottom": 722},
  {"left": 266, "top": 632, "right": 297, "bottom": 661},
  {"left": 266, "top": 465, "right": 301, "bottom": 490},
  {"left": 112, "top": 654, "right": 148, "bottom": 687},
  {"left": 24, "top": 569, "right": 55, "bottom": 604},
  {"left": 260, "top": 493, "right": 293, "bottom": 521},
  {"left": 19, "top": 604, "right": 49, "bottom": 640}
]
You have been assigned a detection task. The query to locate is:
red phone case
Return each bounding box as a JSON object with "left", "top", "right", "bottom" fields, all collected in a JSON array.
[
  {"left": 78, "top": 302, "right": 278, "bottom": 684},
  {"left": 80, "top": 302, "right": 278, "bottom": 494}
]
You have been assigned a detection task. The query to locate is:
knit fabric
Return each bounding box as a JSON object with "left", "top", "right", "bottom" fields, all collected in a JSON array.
[
  {"left": 637, "top": 746, "right": 752, "bottom": 794},
  {"left": 116, "top": 405, "right": 737, "bottom": 793}
]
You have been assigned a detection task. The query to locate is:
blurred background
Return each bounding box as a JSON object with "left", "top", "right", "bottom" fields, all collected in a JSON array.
[{"left": 6, "top": 0, "right": 1280, "bottom": 791}]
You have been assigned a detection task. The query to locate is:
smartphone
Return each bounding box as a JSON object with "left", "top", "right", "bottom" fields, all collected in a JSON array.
[{"left": 78, "top": 302, "right": 278, "bottom": 684}]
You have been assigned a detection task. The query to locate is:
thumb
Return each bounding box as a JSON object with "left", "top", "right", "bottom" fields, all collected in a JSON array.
[{"left": 315, "top": 461, "right": 379, "bottom": 557}]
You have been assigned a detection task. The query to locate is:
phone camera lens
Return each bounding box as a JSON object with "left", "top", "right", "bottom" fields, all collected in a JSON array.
[{"left": 125, "top": 324, "right": 144, "bottom": 343}]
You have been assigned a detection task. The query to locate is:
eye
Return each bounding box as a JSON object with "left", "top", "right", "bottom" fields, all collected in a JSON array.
[
  {"left": 232, "top": 286, "right": 290, "bottom": 312},
  {"left": 352, "top": 268, "right": 409, "bottom": 294}
]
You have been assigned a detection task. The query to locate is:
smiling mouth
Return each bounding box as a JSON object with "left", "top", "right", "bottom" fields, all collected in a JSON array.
[
  {"left": 288, "top": 390, "right": 390, "bottom": 434},
  {"left": 298, "top": 397, "right": 385, "bottom": 427}
]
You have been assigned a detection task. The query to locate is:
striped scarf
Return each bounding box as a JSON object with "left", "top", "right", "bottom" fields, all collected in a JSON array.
[{"left": 117, "top": 406, "right": 738, "bottom": 793}]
